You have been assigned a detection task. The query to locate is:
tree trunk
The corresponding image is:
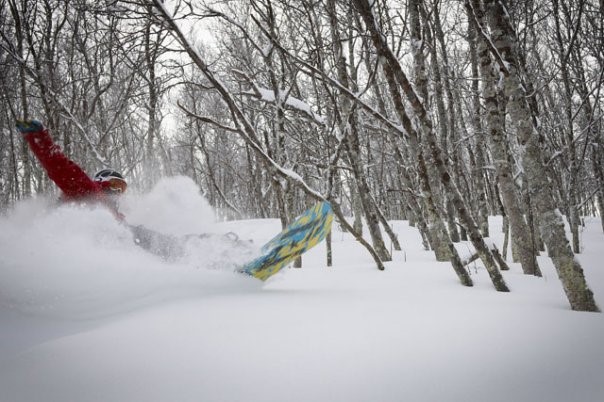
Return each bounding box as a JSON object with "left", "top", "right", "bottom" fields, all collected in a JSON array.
[
  {"left": 351, "top": 184, "right": 364, "bottom": 235},
  {"left": 466, "top": 6, "right": 491, "bottom": 237},
  {"left": 354, "top": 0, "right": 505, "bottom": 291},
  {"left": 360, "top": 4, "right": 471, "bottom": 286},
  {"left": 484, "top": 0, "right": 598, "bottom": 311},
  {"left": 328, "top": 0, "right": 391, "bottom": 262},
  {"left": 469, "top": 0, "right": 541, "bottom": 276}
]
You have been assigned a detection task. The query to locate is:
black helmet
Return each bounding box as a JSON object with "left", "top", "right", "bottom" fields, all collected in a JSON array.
[
  {"left": 94, "top": 169, "right": 125, "bottom": 181},
  {"left": 94, "top": 169, "right": 127, "bottom": 193}
]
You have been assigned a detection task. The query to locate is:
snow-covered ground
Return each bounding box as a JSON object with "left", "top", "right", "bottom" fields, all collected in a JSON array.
[{"left": 1, "top": 177, "right": 603, "bottom": 402}]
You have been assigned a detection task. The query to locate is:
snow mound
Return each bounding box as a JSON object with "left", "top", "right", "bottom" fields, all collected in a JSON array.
[{"left": 0, "top": 177, "right": 261, "bottom": 319}]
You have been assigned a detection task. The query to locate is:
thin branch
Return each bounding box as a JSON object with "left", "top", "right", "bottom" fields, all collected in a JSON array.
[
  {"left": 1, "top": 44, "right": 108, "bottom": 166},
  {"left": 177, "top": 100, "right": 240, "bottom": 133}
]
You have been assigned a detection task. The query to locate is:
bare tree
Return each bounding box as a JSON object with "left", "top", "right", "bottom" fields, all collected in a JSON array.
[
  {"left": 481, "top": 0, "right": 598, "bottom": 311},
  {"left": 353, "top": 0, "right": 506, "bottom": 291},
  {"left": 467, "top": 0, "right": 542, "bottom": 277}
]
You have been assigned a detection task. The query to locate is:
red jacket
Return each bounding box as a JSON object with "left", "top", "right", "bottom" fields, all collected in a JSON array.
[{"left": 24, "top": 128, "right": 124, "bottom": 220}]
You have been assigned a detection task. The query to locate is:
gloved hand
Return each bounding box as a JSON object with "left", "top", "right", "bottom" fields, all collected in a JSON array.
[{"left": 15, "top": 119, "right": 44, "bottom": 134}]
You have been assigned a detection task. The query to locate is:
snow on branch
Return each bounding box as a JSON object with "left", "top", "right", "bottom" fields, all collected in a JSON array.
[
  {"left": 250, "top": 87, "right": 326, "bottom": 125},
  {"left": 231, "top": 69, "right": 326, "bottom": 126},
  {"left": 149, "top": 0, "right": 325, "bottom": 202}
]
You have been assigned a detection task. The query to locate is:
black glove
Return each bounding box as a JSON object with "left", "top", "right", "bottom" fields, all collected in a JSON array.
[{"left": 16, "top": 119, "right": 44, "bottom": 134}]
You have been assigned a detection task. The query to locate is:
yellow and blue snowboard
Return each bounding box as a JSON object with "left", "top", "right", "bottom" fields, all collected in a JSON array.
[{"left": 239, "top": 201, "right": 334, "bottom": 281}]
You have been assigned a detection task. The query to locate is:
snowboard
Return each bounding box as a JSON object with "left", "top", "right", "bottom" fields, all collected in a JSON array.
[{"left": 239, "top": 201, "right": 334, "bottom": 281}]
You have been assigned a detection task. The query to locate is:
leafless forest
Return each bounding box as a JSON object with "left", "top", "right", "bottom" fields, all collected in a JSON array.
[{"left": 1, "top": 0, "right": 602, "bottom": 311}]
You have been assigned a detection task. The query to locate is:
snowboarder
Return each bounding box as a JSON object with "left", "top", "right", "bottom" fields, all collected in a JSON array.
[
  {"left": 15, "top": 119, "right": 187, "bottom": 257},
  {"left": 16, "top": 119, "right": 127, "bottom": 221},
  {"left": 16, "top": 119, "right": 249, "bottom": 260},
  {"left": 15, "top": 120, "right": 325, "bottom": 278}
]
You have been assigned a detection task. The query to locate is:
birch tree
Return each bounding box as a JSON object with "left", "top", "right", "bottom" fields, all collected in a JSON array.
[
  {"left": 482, "top": 0, "right": 598, "bottom": 311},
  {"left": 467, "top": 0, "right": 542, "bottom": 277},
  {"left": 353, "top": 0, "right": 506, "bottom": 291}
]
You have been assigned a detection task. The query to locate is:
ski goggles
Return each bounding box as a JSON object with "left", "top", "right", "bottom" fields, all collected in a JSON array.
[{"left": 99, "top": 177, "right": 128, "bottom": 194}]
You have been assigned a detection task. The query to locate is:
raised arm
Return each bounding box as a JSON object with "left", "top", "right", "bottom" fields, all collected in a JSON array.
[{"left": 17, "top": 120, "right": 102, "bottom": 199}]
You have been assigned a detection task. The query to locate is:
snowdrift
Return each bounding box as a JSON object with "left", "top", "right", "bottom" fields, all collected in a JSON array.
[{"left": 1, "top": 176, "right": 603, "bottom": 402}]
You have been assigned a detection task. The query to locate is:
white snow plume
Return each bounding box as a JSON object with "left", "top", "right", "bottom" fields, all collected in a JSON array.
[
  {"left": 0, "top": 177, "right": 261, "bottom": 319},
  {"left": 122, "top": 175, "right": 217, "bottom": 235},
  {"left": 122, "top": 175, "right": 259, "bottom": 270}
]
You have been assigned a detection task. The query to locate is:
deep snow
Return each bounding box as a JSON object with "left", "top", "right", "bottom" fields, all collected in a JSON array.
[{"left": 1, "top": 176, "right": 603, "bottom": 402}]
